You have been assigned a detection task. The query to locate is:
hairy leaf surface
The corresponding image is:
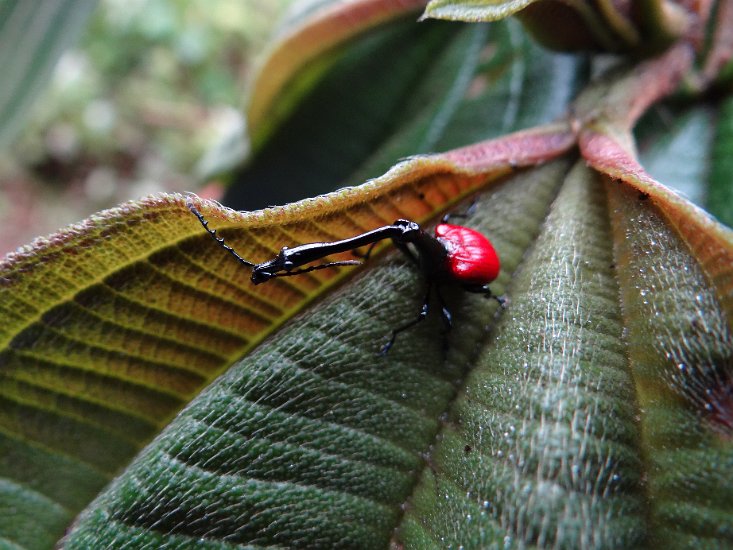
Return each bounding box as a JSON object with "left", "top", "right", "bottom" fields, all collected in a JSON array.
[{"left": 1, "top": 0, "right": 732, "bottom": 547}]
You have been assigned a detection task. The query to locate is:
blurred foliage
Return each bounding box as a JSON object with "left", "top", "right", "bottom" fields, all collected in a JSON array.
[{"left": 0, "top": 0, "right": 293, "bottom": 255}]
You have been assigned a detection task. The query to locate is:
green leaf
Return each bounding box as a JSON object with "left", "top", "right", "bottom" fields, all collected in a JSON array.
[
  {"left": 400, "top": 160, "right": 646, "bottom": 548},
  {"left": 608, "top": 182, "right": 733, "bottom": 546},
  {"left": 0, "top": 0, "right": 98, "bottom": 149},
  {"left": 244, "top": 0, "right": 428, "bottom": 150},
  {"left": 3, "top": 2, "right": 733, "bottom": 548},
  {"left": 63, "top": 147, "right": 733, "bottom": 546},
  {"left": 709, "top": 95, "right": 733, "bottom": 227},
  {"left": 226, "top": 18, "right": 585, "bottom": 210},
  {"left": 401, "top": 158, "right": 733, "bottom": 547},
  {"left": 636, "top": 104, "right": 714, "bottom": 208},
  {"left": 62, "top": 159, "right": 573, "bottom": 548}
]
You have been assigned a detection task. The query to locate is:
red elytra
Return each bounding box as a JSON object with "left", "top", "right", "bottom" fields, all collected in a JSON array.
[{"left": 435, "top": 223, "right": 501, "bottom": 285}]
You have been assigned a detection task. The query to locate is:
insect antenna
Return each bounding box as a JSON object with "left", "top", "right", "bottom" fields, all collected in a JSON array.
[{"left": 186, "top": 198, "right": 256, "bottom": 268}]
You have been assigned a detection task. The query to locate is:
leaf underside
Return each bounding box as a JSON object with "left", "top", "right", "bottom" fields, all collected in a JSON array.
[
  {"left": 63, "top": 158, "right": 733, "bottom": 548},
  {"left": 401, "top": 163, "right": 733, "bottom": 548},
  {"left": 2, "top": 121, "right": 575, "bottom": 547}
]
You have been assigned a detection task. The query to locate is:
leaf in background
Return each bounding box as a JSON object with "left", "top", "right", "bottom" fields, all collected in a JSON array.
[
  {"left": 421, "top": 0, "right": 643, "bottom": 51},
  {"left": 224, "top": 4, "right": 587, "bottom": 210},
  {"left": 0, "top": 0, "right": 98, "bottom": 149},
  {"left": 635, "top": 104, "right": 714, "bottom": 208},
  {"left": 228, "top": 17, "right": 462, "bottom": 209},
  {"left": 709, "top": 95, "right": 733, "bottom": 227},
  {"left": 353, "top": 19, "right": 585, "bottom": 174},
  {"left": 700, "top": 3, "right": 733, "bottom": 88},
  {"left": 245, "top": 0, "right": 429, "bottom": 150},
  {"left": 422, "top": 0, "right": 538, "bottom": 21}
]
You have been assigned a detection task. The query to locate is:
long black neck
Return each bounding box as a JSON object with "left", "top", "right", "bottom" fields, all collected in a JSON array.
[
  {"left": 254, "top": 221, "right": 420, "bottom": 281},
  {"left": 275, "top": 224, "right": 409, "bottom": 267},
  {"left": 410, "top": 231, "right": 449, "bottom": 279}
]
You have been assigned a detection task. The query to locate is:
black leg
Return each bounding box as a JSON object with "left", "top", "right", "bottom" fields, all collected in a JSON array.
[
  {"left": 352, "top": 240, "right": 380, "bottom": 260},
  {"left": 462, "top": 283, "right": 507, "bottom": 308},
  {"left": 268, "top": 260, "right": 363, "bottom": 279},
  {"left": 353, "top": 238, "right": 418, "bottom": 266},
  {"left": 435, "top": 286, "right": 453, "bottom": 332},
  {"left": 380, "top": 283, "right": 432, "bottom": 355},
  {"left": 441, "top": 198, "right": 478, "bottom": 223}
]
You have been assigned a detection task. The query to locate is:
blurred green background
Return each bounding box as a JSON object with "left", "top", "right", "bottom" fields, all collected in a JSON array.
[{"left": 0, "top": 0, "right": 293, "bottom": 256}]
